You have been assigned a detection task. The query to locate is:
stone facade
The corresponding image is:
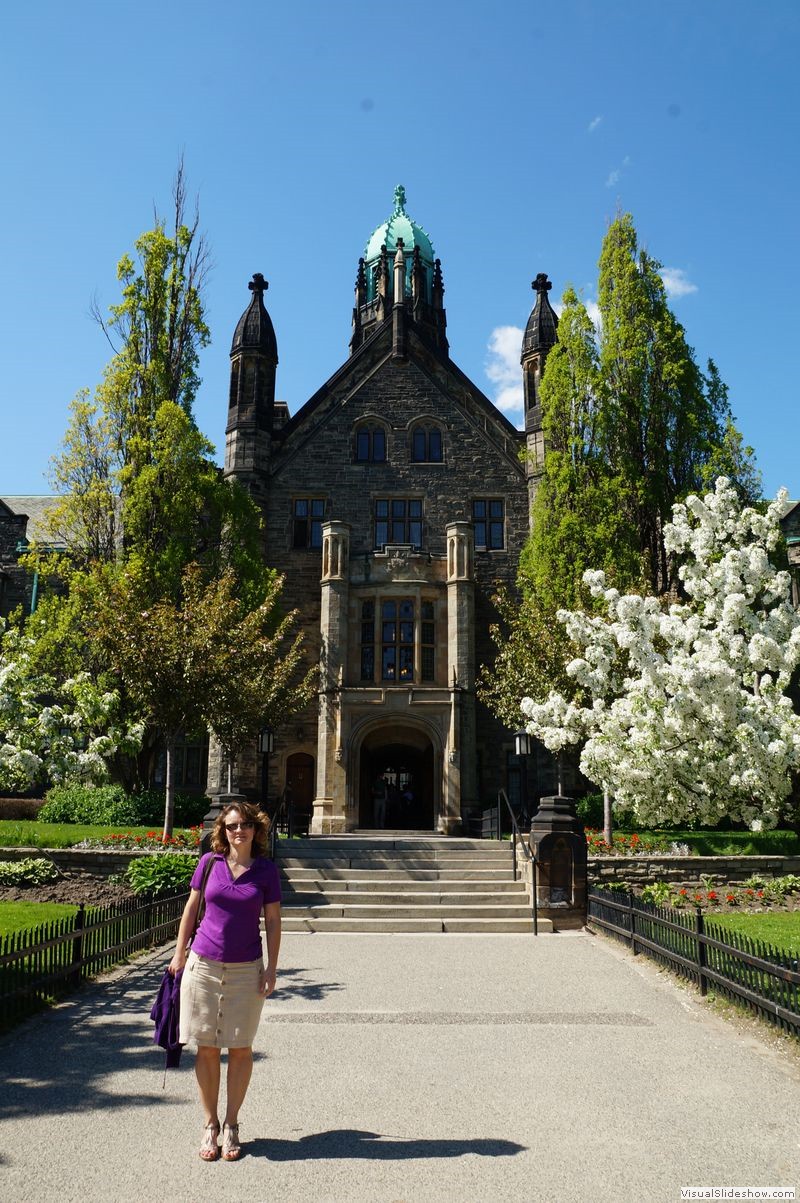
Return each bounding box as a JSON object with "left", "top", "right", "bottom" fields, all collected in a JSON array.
[
  {"left": 219, "top": 191, "right": 555, "bottom": 835},
  {"left": 0, "top": 496, "right": 55, "bottom": 618}
]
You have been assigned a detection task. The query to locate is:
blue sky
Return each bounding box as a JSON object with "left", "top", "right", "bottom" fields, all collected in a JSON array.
[{"left": 1, "top": 0, "right": 798, "bottom": 498}]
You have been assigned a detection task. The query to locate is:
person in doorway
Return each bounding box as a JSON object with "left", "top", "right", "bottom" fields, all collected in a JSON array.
[
  {"left": 371, "top": 773, "right": 388, "bottom": 828},
  {"left": 169, "top": 801, "right": 281, "bottom": 1162}
]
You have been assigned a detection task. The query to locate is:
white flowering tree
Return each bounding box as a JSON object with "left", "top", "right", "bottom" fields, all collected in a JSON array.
[
  {"left": 0, "top": 624, "right": 143, "bottom": 793},
  {"left": 521, "top": 478, "right": 800, "bottom": 830}
]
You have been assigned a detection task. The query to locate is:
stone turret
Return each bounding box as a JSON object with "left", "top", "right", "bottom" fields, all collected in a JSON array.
[
  {"left": 521, "top": 272, "right": 558, "bottom": 509},
  {"left": 225, "top": 273, "right": 278, "bottom": 501}
]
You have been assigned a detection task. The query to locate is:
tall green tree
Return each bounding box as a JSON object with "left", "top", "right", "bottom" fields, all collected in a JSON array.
[
  {"left": 22, "top": 164, "right": 277, "bottom": 793},
  {"left": 93, "top": 565, "right": 315, "bottom": 838},
  {"left": 596, "top": 212, "right": 759, "bottom": 592},
  {"left": 519, "top": 287, "right": 644, "bottom": 611}
]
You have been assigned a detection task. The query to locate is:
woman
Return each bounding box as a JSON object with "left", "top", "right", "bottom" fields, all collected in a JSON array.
[{"left": 169, "top": 801, "right": 281, "bottom": 1162}]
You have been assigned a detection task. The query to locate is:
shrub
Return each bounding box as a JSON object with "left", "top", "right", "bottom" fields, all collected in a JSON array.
[
  {"left": 575, "top": 794, "right": 636, "bottom": 830},
  {"left": 0, "top": 798, "right": 44, "bottom": 820},
  {"left": 641, "top": 880, "right": 671, "bottom": 906},
  {"left": 124, "top": 854, "right": 196, "bottom": 897},
  {"left": 0, "top": 857, "right": 60, "bottom": 886},
  {"left": 40, "top": 786, "right": 208, "bottom": 827}
]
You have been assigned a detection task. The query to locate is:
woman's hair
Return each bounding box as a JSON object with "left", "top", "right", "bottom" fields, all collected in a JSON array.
[{"left": 210, "top": 800, "right": 271, "bottom": 857}]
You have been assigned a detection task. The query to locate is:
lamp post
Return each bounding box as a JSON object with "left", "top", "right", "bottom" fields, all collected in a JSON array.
[
  {"left": 514, "top": 729, "right": 532, "bottom": 827},
  {"left": 259, "top": 727, "right": 274, "bottom": 813}
]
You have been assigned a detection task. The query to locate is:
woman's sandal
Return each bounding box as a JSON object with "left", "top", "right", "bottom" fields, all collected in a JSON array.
[
  {"left": 221, "top": 1122, "right": 242, "bottom": 1161},
  {"left": 199, "top": 1122, "right": 220, "bottom": 1161}
]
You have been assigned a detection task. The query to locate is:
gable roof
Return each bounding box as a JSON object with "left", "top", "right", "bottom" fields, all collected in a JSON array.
[
  {"left": 276, "top": 318, "right": 524, "bottom": 473},
  {"left": 1, "top": 495, "right": 60, "bottom": 545}
]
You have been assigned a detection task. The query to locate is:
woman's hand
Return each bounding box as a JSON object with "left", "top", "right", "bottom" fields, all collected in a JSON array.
[
  {"left": 258, "top": 966, "right": 277, "bottom": 997},
  {"left": 168, "top": 948, "right": 187, "bottom": 976}
]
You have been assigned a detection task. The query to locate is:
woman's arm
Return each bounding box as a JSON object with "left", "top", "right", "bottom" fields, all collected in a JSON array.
[
  {"left": 258, "top": 901, "right": 281, "bottom": 996},
  {"left": 167, "top": 888, "right": 201, "bottom": 975}
]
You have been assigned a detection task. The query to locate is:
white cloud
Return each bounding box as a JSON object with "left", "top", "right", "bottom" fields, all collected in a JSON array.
[
  {"left": 588, "top": 115, "right": 603, "bottom": 133},
  {"left": 485, "top": 325, "right": 524, "bottom": 424},
  {"left": 660, "top": 267, "right": 698, "bottom": 298},
  {"left": 605, "top": 155, "right": 631, "bottom": 188}
]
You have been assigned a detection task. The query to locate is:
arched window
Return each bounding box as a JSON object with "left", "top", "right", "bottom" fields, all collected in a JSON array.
[
  {"left": 354, "top": 424, "right": 387, "bottom": 463},
  {"left": 410, "top": 424, "right": 443, "bottom": 463}
]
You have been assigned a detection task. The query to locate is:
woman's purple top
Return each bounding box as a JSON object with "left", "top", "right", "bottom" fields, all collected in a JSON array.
[{"left": 190, "top": 852, "right": 281, "bottom": 963}]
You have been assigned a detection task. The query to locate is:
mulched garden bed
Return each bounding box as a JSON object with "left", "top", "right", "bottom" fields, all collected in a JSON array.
[{"left": 0, "top": 872, "right": 137, "bottom": 906}]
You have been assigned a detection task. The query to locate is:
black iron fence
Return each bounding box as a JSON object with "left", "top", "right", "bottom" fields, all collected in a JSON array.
[
  {"left": 589, "top": 885, "right": 800, "bottom": 1037},
  {"left": 0, "top": 890, "right": 188, "bottom": 1030}
]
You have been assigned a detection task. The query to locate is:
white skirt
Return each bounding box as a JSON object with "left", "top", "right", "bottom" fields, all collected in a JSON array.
[{"left": 179, "top": 950, "right": 264, "bottom": 1049}]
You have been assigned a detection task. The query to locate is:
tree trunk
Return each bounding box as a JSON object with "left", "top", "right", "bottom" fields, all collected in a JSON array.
[
  {"left": 162, "top": 738, "right": 176, "bottom": 840},
  {"left": 603, "top": 790, "right": 613, "bottom": 847}
]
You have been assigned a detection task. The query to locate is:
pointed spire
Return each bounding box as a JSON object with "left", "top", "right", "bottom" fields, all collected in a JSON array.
[
  {"left": 522, "top": 272, "right": 558, "bottom": 359},
  {"left": 355, "top": 257, "right": 367, "bottom": 307},
  {"left": 231, "top": 272, "right": 277, "bottom": 360}
]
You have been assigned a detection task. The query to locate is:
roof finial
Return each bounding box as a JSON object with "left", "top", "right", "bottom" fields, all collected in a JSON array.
[
  {"left": 249, "top": 273, "right": 268, "bottom": 296},
  {"left": 532, "top": 272, "right": 551, "bottom": 296},
  {"left": 393, "top": 184, "right": 406, "bottom": 213}
]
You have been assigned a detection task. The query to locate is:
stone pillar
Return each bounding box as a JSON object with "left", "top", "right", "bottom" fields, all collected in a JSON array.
[
  {"left": 445, "top": 521, "right": 477, "bottom": 833},
  {"left": 529, "top": 795, "right": 587, "bottom": 929},
  {"left": 312, "top": 521, "right": 350, "bottom": 834}
]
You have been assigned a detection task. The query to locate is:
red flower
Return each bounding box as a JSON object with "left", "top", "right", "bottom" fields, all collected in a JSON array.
[
  {"left": 757, "top": 890, "right": 764, "bottom": 898},
  {"left": 726, "top": 894, "right": 735, "bottom": 903},
  {"left": 746, "top": 889, "right": 754, "bottom": 896},
  {"left": 707, "top": 891, "right": 717, "bottom": 901},
  {"left": 679, "top": 888, "right": 688, "bottom": 896}
]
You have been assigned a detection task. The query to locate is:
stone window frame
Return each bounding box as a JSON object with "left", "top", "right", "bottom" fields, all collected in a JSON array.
[
  {"left": 353, "top": 416, "right": 389, "bottom": 464},
  {"left": 472, "top": 497, "right": 505, "bottom": 550},
  {"left": 408, "top": 419, "right": 445, "bottom": 465},
  {"left": 359, "top": 595, "right": 437, "bottom": 684},
  {"left": 373, "top": 497, "right": 424, "bottom": 551},
  {"left": 292, "top": 497, "right": 326, "bottom": 550}
]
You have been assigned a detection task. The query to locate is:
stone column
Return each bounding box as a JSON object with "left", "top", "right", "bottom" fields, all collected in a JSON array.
[
  {"left": 312, "top": 521, "right": 350, "bottom": 834},
  {"left": 445, "top": 521, "right": 477, "bottom": 833}
]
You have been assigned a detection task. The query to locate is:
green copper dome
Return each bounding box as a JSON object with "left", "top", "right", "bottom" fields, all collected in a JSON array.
[
  {"left": 364, "top": 185, "right": 436, "bottom": 263},
  {"left": 363, "top": 185, "right": 436, "bottom": 305}
]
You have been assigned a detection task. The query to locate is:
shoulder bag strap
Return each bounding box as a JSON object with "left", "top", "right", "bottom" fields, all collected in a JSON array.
[{"left": 191, "top": 854, "right": 218, "bottom": 941}]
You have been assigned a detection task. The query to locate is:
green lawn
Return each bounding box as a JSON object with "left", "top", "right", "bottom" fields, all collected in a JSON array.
[
  {"left": 0, "top": 901, "right": 80, "bottom": 937},
  {"left": 707, "top": 911, "right": 800, "bottom": 955},
  {"left": 626, "top": 829, "right": 799, "bottom": 856},
  {"left": 0, "top": 821, "right": 195, "bottom": 848}
]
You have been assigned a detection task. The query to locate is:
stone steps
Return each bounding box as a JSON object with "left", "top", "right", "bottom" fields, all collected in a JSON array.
[
  {"left": 283, "top": 880, "right": 527, "bottom": 896},
  {"left": 276, "top": 835, "right": 546, "bottom": 934},
  {"left": 281, "top": 916, "right": 540, "bottom": 934}
]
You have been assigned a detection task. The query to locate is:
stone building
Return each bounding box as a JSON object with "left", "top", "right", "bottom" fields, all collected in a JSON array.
[
  {"left": 211, "top": 186, "right": 559, "bottom": 833},
  {"left": 0, "top": 497, "right": 63, "bottom": 618}
]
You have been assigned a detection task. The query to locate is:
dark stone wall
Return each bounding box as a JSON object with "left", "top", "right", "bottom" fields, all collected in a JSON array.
[
  {"left": 0, "top": 510, "right": 32, "bottom": 618},
  {"left": 255, "top": 332, "right": 529, "bottom": 806}
]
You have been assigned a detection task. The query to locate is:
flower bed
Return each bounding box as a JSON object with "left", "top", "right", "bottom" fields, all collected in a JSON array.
[
  {"left": 602, "top": 873, "right": 800, "bottom": 913},
  {"left": 585, "top": 829, "right": 687, "bottom": 857},
  {"left": 76, "top": 826, "right": 202, "bottom": 851}
]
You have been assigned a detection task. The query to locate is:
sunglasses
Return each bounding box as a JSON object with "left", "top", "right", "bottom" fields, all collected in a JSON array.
[{"left": 225, "top": 820, "right": 255, "bottom": 831}]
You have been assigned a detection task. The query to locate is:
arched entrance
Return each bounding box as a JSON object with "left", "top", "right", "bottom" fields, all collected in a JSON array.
[{"left": 357, "top": 724, "right": 436, "bottom": 830}]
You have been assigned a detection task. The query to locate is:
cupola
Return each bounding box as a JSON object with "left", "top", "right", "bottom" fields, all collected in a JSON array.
[{"left": 350, "top": 186, "right": 448, "bottom": 355}]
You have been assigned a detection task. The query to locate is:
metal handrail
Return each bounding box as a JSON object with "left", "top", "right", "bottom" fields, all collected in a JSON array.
[
  {"left": 498, "top": 789, "right": 539, "bottom": 936},
  {"left": 268, "top": 799, "right": 287, "bottom": 861}
]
